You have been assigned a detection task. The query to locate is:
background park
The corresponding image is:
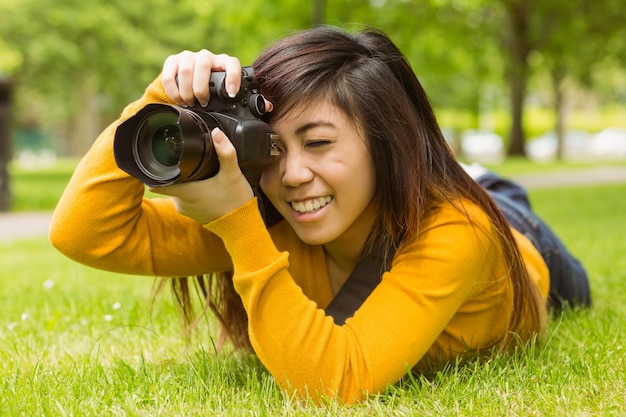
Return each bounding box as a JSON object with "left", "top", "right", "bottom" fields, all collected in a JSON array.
[{"left": 1, "top": 0, "right": 625, "bottom": 415}]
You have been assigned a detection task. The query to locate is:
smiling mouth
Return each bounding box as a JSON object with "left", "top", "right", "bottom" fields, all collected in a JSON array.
[{"left": 290, "top": 196, "right": 333, "bottom": 214}]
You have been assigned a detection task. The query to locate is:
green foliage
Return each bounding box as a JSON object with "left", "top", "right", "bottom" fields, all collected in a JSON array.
[
  {"left": 8, "top": 158, "right": 77, "bottom": 211},
  {"left": 1, "top": 0, "right": 624, "bottom": 156}
]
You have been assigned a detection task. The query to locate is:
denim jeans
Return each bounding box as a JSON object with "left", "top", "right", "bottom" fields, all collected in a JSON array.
[{"left": 476, "top": 173, "right": 592, "bottom": 311}]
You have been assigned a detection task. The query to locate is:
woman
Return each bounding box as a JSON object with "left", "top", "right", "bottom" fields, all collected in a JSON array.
[{"left": 50, "top": 26, "right": 590, "bottom": 404}]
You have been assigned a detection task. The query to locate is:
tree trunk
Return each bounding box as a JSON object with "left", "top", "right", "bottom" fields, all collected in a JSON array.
[
  {"left": 312, "top": 0, "right": 325, "bottom": 26},
  {"left": 508, "top": 69, "right": 527, "bottom": 156},
  {"left": 65, "top": 75, "right": 101, "bottom": 156},
  {"left": 505, "top": 0, "right": 533, "bottom": 157},
  {"left": 0, "top": 78, "right": 12, "bottom": 211},
  {"left": 551, "top": 68, "right": 566, "bottom": 160}
]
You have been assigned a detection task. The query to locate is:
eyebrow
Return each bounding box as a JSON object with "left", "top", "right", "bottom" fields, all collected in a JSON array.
[{"left": 294, "top": 121, "right": 337, "bottom": 136}]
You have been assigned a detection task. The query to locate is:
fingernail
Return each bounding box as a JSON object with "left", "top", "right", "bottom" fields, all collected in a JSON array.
[
  {"left": 211, "top": 127, "right": 222, "bottom": 140},
  {"left": 226, "top": 83, "right": 237, "bottom": 98}
]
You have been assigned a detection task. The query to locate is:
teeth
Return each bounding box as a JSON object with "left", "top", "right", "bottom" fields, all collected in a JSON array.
[{"left": 291, "top": 196, "right": 332, "bottom": 213}]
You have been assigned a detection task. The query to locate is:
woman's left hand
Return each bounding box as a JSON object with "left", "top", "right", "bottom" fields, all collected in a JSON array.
[{"left": 149, "top": 128, "right": 254, "bottom": 224}]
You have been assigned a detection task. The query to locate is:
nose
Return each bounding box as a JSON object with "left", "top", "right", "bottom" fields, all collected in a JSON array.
[{"left": 281, "top": 151, "right": 314, "bottom": 187}]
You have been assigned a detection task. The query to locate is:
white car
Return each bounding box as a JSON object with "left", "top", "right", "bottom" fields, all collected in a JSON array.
[
  {"left": 460, "top": 130, "right": 504, "bottom": 163},
  {"left": 526, "top": 130, "right": 591, "bottom": 161},
  {"left": 588, "top": 127, "right": 626, "bottom": 159}
]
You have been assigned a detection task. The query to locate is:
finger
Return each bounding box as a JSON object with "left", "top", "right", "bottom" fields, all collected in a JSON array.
[
  {"left": 264, "top": 98, "right": 274, "bottom": 113},
  {"left": 191, "top": 49, "right": 216, "bottom": 107},
  {"left": 175, "top": 50, "right": 200, "bottom": 107},
  {"left": 214, "top": 54, "right": 242, "bottom": 98},
  {"left": 211, "top": 127, "right": 239, "bottom": 174},
  {"left": 147, "top": 183, "right": 186, "bottom": 197},
  {"left": 162, "top": 54, "right": 184, "bottom": 104},
  {"left": 190, "top": 52, "right": 241, "bottom": 105}
]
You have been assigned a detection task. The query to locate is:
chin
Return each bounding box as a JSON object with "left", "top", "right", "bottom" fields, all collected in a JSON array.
[
  {"left": 296, "top": 233, "right": 332, "bottom": 246},
  {"left": 291, "top": 226, "right": 335, "bottom": 246}
]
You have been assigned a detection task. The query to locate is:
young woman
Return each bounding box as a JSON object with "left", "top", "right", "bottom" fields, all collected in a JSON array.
[{"left": 50, "top": 26, "right": 590, "bottom": 404}]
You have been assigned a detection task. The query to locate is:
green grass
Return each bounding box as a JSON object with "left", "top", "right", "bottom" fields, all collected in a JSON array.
[
  {"left": 482, "top": 157, "right": 626, "bottom": 177},
  {"left": 6, "top": 157, "right": 625, "bottom": 212},
  {"left": 8, "top": 158, "right": 79, "bottom": 212},
  {"left": 2, "top": 164, "right": 626, "bottom": 414}
]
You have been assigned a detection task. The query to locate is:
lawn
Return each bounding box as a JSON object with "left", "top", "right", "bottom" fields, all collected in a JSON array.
[
  {"left": 7, "top": 158, "right": 79, "bottom": 212},
  {"left": 1, "top": 162, "right": 625, "bottom": 415}
]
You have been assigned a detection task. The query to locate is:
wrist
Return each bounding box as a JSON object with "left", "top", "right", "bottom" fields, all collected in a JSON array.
[{"left": 205, "top": 198, "right": 282, "bottom": 274}]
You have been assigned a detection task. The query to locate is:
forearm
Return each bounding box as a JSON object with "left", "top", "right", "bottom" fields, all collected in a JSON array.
[
  {"left": 205, "top": 200, "right": 378, "bottom": 403},
  {"left": 50, "top": 77, "right": 230, "bottom": 276}
]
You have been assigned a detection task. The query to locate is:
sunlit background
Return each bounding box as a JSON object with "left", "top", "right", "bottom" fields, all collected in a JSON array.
[
  {"left": 1, "top": 0, "right": 625, "bottom": 209},
  {"left": 1, "top": 3, "right": 626, "bottom": 414}
]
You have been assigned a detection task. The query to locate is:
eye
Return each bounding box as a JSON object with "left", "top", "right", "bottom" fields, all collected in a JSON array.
[{"left": 305, "top": 139, "right": 332, "bottom": 148}]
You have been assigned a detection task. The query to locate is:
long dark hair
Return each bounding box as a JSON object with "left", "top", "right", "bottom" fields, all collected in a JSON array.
[{"left": 164, "top": 26, "right": 547, "bottom": 350}]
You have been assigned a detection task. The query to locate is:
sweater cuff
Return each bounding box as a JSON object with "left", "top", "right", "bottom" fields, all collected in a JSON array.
[{"left": 204, "top": 198, "right": 283, "bottom": 274}]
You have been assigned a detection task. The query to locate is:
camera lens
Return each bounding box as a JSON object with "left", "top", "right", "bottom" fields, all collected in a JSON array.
[
  {"left": 121, "top": 104, "right": 221, "bottom": 186},
  {"left": 134, "top": 108, "right": 184, "bottom": 181},
  {"left": 151, "top": 124, "right": 182, "bottom": 166}
]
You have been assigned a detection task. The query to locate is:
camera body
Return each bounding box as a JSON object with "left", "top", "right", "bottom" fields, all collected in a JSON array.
[{"left": 114, "top": 67, "right": 278, "bottom": 187}]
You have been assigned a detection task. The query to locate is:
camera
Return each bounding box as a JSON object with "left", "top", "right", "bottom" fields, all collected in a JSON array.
[{"left": 113, "top": 67, "right": 279, "bottom": 187}]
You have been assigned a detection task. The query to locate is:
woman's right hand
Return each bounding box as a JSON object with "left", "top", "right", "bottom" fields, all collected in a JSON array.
[{"left": 161, "top": 50, "right": 242, "bottom": 107}]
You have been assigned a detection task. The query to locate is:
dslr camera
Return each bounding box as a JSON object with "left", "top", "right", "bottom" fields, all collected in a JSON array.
[{"left": 114, "top": 67, "right": 278, "bottom": 187}]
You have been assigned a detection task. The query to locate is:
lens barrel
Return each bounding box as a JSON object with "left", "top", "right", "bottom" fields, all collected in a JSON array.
[{"left": 114, "top": 103, "right": 220, "bottom": 187}]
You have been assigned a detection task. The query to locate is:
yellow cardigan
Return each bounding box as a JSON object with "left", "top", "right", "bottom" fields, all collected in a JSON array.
[{"left": 50, "top": 77, "right": 549, "bottom": 404}]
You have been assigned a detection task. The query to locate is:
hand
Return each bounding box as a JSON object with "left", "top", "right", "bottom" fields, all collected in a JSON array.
[
  {"left": 149, "top": 128, "right": 254, "bottom": 224},
  {"left": 161, "top": 49, "right": 242, "bottom": 107}
]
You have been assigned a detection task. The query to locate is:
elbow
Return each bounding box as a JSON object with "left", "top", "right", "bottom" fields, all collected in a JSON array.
[
  {"left": 49, "top": 204, "right": 151, "bottom": 275},
  {"left": 49, "top": 209, "right": 81, "bottom": 262},
  {"left": 49, "top": 201, "right": 102, "bottom": 266},
  {"left": 49, "top": 213, "right": 116, "bottom": 271}
]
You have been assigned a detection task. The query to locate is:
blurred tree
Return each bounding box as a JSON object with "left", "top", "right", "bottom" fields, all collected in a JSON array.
[
  {"left": 327, "top": 0, "right": 508, "bottom": 131},
  {"left": 499, "top": 0, "right": 534, "bottom": 155},
  {"left": 1, "top": 0, "right": 624, "bottom": 159},
  {"left": 312, "top": 0, "right": 326, "bottom": 25},
  {"left": 0, "top": 0, "right": 313, "bottom": 154},
  {"left": 1, "top": 0, "right": 203, "bottom": 153},
  {"left": 490, "top": 0, "right": 626, "bottom": 156},
  {"left": 0, "top": 77, "right": 12, "bottom": 211},
  {"left": 534, "top": 0, "right": 626, "bottom": 159}
]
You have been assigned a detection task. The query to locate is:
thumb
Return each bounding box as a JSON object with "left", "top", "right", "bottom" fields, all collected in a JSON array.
[{"left": 211, "top": 127, "right": 239, "bottom": 173}]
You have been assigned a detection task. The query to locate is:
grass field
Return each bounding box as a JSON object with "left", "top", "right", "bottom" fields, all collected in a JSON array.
[
  {"left": 7, "top": 158, "right": 79, "bottom": 212},
  {"left": 1, "top": 161, "right": 626, "bottom": 415}
]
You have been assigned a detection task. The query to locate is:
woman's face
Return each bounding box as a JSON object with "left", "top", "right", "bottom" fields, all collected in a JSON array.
[{"left": 260, "top": 99, "right": 377, "bottom": 250}]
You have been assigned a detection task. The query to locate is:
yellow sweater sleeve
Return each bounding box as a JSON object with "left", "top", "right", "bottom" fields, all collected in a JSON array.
[
  {"left": 50, "top": 76, "right": 232, "bottom": 276},
  {"left": 205, "top": 199, "right": 547, "bottom": 404}
]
